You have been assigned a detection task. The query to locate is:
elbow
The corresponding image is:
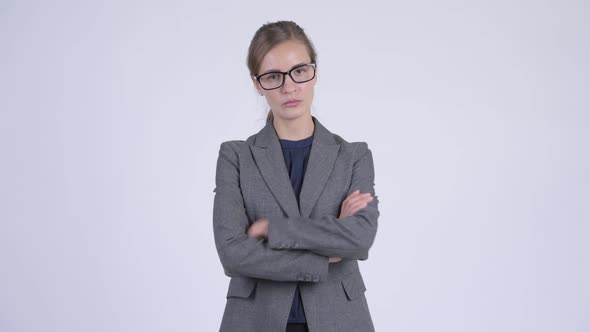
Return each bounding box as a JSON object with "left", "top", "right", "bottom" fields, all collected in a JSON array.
[
  {"left": 222, "top": 265, "right": 239, "bottom": 278},
  {"left": 218, "top": 249, "right": 237, "bottom": 277},
  {"left": 337, "top": 231, "right": 375, "bottom": 261},
  {"left": 354, "top": 219, "right": 378, "bottom": 260},
  {"left": 355, "top": 221, "right": 378, "bottom": 251},
  {"left": 353, "top": 229, "right": 376, "bottom": 261},
  {"left": 355, "top": 241, "right": 373, "bottom": 261},
  {"left": 220, "top": 251, "right": 248, "bottom": 278},
  {"left": 357, "top": 207, "right": 379, "bottom": 247},
  {"left": 216, "top": 241, "right": 243, "bottom": 278},
  {"left": 357, "top": 251, "right": 369, "bottom": 261},
  {"left": 214, "top": 228, "right": 255, "bottom": 273},
  {"left": 217, "top": 235, "right": 259, "bottom": 278}
]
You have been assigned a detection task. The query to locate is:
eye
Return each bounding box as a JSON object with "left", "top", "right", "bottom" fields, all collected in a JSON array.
[
  {"left": 294, "top": 67, "right": 307, "bottom": 75},
  {"left": 261, "top": 73, "right": 280, "bottom": 82}
]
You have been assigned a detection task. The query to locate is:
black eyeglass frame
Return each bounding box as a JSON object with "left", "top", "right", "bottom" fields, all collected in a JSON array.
[{"left": 254, "top": 63, "right": 317, "bottom": 90}]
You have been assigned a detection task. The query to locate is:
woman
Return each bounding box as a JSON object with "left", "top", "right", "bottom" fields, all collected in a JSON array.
[{"left": 213, "top": 21, "right": 379, "bottom": 332}]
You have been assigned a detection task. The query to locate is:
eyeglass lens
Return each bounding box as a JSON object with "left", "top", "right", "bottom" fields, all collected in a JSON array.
[{"left": 258, "top": 64, "right": 315, "bottom": 90}]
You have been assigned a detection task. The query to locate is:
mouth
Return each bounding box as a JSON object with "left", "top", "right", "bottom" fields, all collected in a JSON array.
[{"left": 282, "top": 99, "right": 302, "bottom": 107}]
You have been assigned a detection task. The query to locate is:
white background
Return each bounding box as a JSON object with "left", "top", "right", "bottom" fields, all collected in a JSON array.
[{"left": 1, "top": 0, "right": 588, "bottom": 331}]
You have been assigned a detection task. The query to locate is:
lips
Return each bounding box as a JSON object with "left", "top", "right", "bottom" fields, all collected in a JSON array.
[{"left": 283, "top": 99, "right": 302, "bottom": 107}]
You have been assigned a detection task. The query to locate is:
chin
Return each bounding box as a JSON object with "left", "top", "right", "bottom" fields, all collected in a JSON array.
[{"left": 275, "top": 106, "right": 308, "bottom": 121}]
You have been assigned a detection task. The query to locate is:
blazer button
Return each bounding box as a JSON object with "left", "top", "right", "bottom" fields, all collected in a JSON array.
[
  {"left": 312, "top": 275, "right": 319, "bottom": 282},
  {"left": 305, "top": 274, "right": 312, "bottom": 281}
]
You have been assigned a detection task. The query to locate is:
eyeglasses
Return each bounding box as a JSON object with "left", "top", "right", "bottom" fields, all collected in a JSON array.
[{"left": 254, "top": 63, "right": 316, "bottom": 90}]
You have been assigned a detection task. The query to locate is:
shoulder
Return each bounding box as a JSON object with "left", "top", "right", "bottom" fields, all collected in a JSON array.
[
  {"left": 216, "top": 141, "right": 245, "bottom": 168},
  {"left": 218, "top": 140, "right": 245, "bottom": 152},
  {"left": 330, "top": 135, "right": 374, "bottom": 175},
  {"left": 217, "top": 134, "right": 255, "bottom": 154},
  {"left": 218, "top": 131, "right": 258, "bottom": 150},
  {"left": 329, "top": 132, "right": 372, "bottom": 161}
]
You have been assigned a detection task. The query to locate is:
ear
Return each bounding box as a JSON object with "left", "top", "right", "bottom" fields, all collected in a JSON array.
[
  {"left": 251, "top": 76, "right": 264, "bottom": 96},
  {"left": 313, "top": 65, "right": 319, "bottom": 85}
]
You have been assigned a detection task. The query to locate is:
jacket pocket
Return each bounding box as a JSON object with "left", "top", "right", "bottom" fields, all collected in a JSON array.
[
  {"left": 341, "top": 271, "right": 367, "bottom": 301},
  {"left": 226, "top": 276, "right": 257, "bottom": 299}
]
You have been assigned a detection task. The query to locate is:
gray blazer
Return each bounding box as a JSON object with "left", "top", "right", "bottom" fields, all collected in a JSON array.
[{"left": 213, "top": 116, "right": 379, "bottom": 332}]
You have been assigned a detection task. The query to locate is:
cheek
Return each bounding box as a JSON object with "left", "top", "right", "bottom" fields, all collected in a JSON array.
[
  {"left": 265, "top": 92, "right": 281, "bottom": 106},
  {"left": 303, "top": 84, "right": 315, "bottom": 101}
]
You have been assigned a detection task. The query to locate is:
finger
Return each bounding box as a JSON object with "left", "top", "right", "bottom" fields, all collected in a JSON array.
[
  {"left": 350, "top": 192, "right": 371, "bottom": 200},
  {"left": 341, "top": 191, "right": 359, "bottom": 206},
  {"left": 341, "top": 198, "right": 370, "bottom": 215},
  {"left": 346, "top": 189, "right": 361, "bottom": 199},
  {"left": 349, "top": 201, "right": 370, "bottom": 214},
  {"left": 343, "top": 191, "right": 367, "bottom": 205},
  {"left": 345, "top": 193, "right": 373, "bottom": 207}
]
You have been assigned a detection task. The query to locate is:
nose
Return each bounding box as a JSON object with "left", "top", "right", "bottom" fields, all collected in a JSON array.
[{"left": 280, "top": 74, "right": 297, "bottom": 93}]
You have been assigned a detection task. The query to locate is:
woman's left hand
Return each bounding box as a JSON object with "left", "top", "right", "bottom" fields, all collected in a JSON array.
[{"left": 247, "top": 218, "right": 270, "bottom": 240}]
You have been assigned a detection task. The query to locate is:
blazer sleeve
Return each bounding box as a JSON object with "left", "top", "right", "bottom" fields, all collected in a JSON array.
[
  {"left": 267, "top": 142, "right": 379, "bottom": 261},
  {"left": 213, "top": 141, "right": 330, "bottom": 282}
]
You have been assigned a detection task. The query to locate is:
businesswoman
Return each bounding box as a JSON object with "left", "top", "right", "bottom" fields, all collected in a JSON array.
[{"left": 213, "top": 21, "right": 380, "bottom": 332}]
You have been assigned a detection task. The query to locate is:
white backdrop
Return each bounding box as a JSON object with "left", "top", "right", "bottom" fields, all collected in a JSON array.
[{"left": 1, "top": 1, "right": 588, "bottom": 331}]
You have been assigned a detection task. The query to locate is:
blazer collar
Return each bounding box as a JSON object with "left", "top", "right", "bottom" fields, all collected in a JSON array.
[{"left": 250, "top": 116, "right": 341, "bottom": 218}]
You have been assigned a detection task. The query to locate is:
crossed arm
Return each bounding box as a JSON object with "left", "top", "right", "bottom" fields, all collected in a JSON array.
[
  {"left": 213, "top": 141, "right": 379, "bottom": 282},
  {"left": 247, "top": 188, "right": 373, "bottom": 263}
]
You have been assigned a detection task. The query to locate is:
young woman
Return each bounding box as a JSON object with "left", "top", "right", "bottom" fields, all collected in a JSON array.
[{"left": 213, "top": 21, "right": 379, "bottom": 332}]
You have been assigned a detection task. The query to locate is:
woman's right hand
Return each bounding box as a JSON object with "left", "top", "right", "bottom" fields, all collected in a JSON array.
[{"left": 330, "top": 190, "right": 374, "bottom": 263}]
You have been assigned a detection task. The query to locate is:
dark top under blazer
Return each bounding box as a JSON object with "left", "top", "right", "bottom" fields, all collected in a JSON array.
[
  {"left": 213, "top": 115, "right": 379, "bottom": 332},
  {"left": 279, "top": 134, "right": 314, "bottom": 323}
]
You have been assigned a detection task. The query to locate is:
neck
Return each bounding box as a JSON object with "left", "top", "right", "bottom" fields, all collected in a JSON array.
[{"left": 272, "top": 114, "right": 315, "bottom": 140}]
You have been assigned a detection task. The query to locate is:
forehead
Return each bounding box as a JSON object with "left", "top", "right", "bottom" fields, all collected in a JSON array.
[{"left": 259, "top": 40, "right": 311, "bottom": 72}]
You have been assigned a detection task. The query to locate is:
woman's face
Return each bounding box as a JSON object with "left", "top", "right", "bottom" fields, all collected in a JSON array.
[{"left": 252, "top": 40, "right": 318, "bottom": 122}]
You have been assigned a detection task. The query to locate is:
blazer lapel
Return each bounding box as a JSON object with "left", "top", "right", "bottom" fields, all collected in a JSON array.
[
  {"left": 299, "top": 117, "right": 340, "bottom": 218},
  {"left": 250, "top": 116, "right": 340, "bottom": 219},
  {"left": 250, "top": 120, "right": 301, "bottom": 218}
]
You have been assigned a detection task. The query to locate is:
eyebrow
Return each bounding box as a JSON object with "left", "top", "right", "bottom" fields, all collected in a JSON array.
[{"left": 259, "top": 62, "right": 308, "bottom": 75}]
